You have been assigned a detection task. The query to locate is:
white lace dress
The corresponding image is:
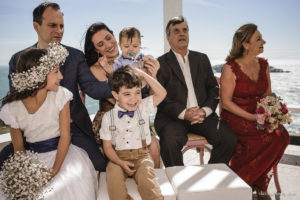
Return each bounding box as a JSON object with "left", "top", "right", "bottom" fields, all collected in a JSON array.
[{"left": 0, "top": 86, "right": 97, "bottom": 200}]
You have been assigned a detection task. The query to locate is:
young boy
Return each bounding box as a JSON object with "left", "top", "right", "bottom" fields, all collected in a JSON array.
[
  {"left": 100, "top": 66, "right": 166, "bottom": 200},
  {"left": 113, "top": 27, "right": 152, "bottom": 70}
]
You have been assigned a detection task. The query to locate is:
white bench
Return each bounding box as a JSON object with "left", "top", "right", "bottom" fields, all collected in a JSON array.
[
  {"left": 98, "top": 164, "right": 251, "bottom": 200},
  {"left": 0, "top": 133, "right": 11, "bottom": 151},
  {"left": 166, "top": 164, "right": 252, "bottom": 200}
]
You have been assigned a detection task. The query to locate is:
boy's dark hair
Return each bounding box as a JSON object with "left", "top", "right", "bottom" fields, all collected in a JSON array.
[
  {"left": 109, "top": 66, "right": 142, "bottom": 93},
  {"left": 119, "top": 27, "right": 141, "bottom": 44},
  {"left": 33, "top": 2, "right": 61, "bottom": 25}
]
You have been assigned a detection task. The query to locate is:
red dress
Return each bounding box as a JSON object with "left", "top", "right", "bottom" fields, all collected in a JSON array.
[{"left": 221, "top": 58, "right": 290, "bottom": 191}]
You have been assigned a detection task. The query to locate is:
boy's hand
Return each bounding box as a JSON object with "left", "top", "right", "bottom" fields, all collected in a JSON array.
[
  {"left": 120, "top": 160, "right": 136, "bottom": 176},
  {"left": 130, "top": 66, "right": 147, "bottom": 87}
]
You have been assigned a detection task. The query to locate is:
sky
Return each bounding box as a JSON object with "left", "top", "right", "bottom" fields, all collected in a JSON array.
[{"left": 0, "top": 0, "right": 299, "bottom": 67}]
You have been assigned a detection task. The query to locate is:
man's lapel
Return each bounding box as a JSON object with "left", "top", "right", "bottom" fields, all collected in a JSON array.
[
  {"left": 188, "top": 51, "right": 199, "bottom": 88},
  {"left": 166, "top": 50, "right": 186, "bottom": 86}
]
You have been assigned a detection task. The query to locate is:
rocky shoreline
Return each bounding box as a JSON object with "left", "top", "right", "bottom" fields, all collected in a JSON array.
[{"left": 212, "top": 64, "right": 290, "bottom": 73}]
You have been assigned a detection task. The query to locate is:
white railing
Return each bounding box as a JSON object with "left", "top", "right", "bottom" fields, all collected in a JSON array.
[
  {"left": 1, "top": 108, "right": 300, "bottom": 150},
  {"left": 289, "top": 107, "right": 300, "bottom": 113}
]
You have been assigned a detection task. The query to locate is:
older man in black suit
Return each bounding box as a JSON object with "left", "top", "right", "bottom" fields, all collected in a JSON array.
[
  {"left": 155, "top": 16, "right": 237, "bottom": 167},
  {"left": 0, "top": 2, "right": 113, "bottom": 172}
]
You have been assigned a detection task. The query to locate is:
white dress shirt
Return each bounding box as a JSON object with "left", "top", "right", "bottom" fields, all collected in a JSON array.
[
  {"left": 172, "top": 50, "right": 212, "bottom": 119},
  {"left": 100, "top": 96, "right": 156, "bottom": 150}
]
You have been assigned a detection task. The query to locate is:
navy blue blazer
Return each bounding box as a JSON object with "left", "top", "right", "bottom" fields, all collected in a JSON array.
[{"left": 9, "top": 43, "right": 112, "bottom": 138}]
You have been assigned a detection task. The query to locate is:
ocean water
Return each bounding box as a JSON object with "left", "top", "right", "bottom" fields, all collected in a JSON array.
[
  {"left": 0, "top": 67, "right": 9, "bottom": 98},
  {"left": 1, "top": 65, "right": 299, "bottom": 134},
  {"left": 268, "top": 65, "right": 300, "bottom": 134}
]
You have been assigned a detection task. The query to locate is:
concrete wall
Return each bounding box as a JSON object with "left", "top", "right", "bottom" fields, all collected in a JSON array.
[{"left": 163, "top": 0, "right": 182, "bottom": 53}]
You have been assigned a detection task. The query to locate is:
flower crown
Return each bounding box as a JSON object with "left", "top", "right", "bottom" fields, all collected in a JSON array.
[{"left": 10, "top": 42, "right": 69, "bottom": 92}]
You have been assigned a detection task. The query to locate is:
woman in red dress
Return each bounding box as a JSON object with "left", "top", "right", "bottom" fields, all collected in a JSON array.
[{"left": 220, "top": 23, "right": 289, "bottom": 198}]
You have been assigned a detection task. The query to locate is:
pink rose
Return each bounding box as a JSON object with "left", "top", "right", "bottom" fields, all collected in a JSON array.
[
  {"left": 261, "top": 97, "right": 269, "bottom": 104},
  {"left": 256, "top": 114, "right": 265, "bottom": 125}
]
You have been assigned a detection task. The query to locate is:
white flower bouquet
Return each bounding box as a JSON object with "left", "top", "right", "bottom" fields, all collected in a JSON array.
[
  {"left": 256, "top": 93, "right": 292, "bottom": 134},
  {"left": 0, "top": 151, "right": 51, "bottom": 200}
]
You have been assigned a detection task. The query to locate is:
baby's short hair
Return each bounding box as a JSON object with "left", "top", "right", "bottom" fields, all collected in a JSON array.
[
  {"left": 109, "top": 66, "right": 142, "bottom": 93},
  {"left": 119, "top": 27, "right": 141, "bottom": 44}
]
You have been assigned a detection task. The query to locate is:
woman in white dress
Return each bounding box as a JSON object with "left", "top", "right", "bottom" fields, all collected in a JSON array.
[{"left": 0, "top": 43, "right": 97, "bottom": 199}]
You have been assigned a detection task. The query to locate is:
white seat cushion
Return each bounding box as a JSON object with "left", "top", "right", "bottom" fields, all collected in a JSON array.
[
  {"left": 98, "top": 169, "right": 176, "bottom": 200},
  {"left": 165, "top": 164, "right": 252, "bottom": 200}
]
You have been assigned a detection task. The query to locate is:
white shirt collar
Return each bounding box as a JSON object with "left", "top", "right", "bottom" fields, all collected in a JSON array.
[
  {"left": 172, "top": 49, "right": 189, "bottom": 63},
  {"left": 115, "top": 103, "right": 127, "bottom": 112}
]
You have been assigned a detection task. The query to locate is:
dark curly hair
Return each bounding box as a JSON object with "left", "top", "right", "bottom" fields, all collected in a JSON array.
[
  {"left": 84, "top": 22, "right": 114, "bottom": 67},
  {"left": 109, "top": 66, "right": 142, "bottom": 93},
  {"left": 1, "top": 48, "right": 48, "bottom": 107}
]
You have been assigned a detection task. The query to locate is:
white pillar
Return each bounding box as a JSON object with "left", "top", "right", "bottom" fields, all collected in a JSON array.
[{"left": 163, "top": 0, "right": 182, "bottom": 53}]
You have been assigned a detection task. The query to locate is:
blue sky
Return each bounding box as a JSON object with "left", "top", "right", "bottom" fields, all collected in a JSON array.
[{"left": 0, "top": 0, "right": 299, "bottom": 66}]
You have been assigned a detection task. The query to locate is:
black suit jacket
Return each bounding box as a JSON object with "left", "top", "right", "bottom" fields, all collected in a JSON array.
[
  {"left": 155, "top": 50, "right": 219, "bottom": 129},
  {"left": 9, "top": 43, "right": 112, "bottom": 138}
]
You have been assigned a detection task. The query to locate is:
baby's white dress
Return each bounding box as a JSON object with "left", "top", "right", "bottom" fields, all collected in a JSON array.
[{"left": 0, "top": 86, "right": 97, "bottom": 199}]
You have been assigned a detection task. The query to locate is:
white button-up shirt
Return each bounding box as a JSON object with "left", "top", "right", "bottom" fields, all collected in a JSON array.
[
  {"left": 172, "top": 50, "right": 212, "bottom": 119},
  {"left": 100, "top": 96, "right": 156, "bottom": 150}
]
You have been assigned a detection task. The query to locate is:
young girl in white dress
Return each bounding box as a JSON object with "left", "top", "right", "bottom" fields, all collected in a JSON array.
[{"left": 0, "top": 43, "right": 97, "bottom": 199}]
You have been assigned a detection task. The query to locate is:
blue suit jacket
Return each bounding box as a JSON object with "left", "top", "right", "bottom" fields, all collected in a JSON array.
[{"left": 9, "top": 43, "right": 112, "bottom": 138}]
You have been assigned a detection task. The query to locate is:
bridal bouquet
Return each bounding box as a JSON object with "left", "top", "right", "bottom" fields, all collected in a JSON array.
[
  {"left": 0, "top": 151, "right": 51, "bottom": 200},
  {"left": 256, "top": 93, "right": 292, "bottom": 134}
]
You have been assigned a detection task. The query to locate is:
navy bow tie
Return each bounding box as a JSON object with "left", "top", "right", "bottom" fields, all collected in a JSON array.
[{"left": 118, "top": 110, "right": 135, "bottom": 118}]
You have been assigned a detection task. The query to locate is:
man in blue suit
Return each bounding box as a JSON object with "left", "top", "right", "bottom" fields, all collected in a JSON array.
[{"left": 0, "top": 2, "right": 114, "bottom": 172}]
